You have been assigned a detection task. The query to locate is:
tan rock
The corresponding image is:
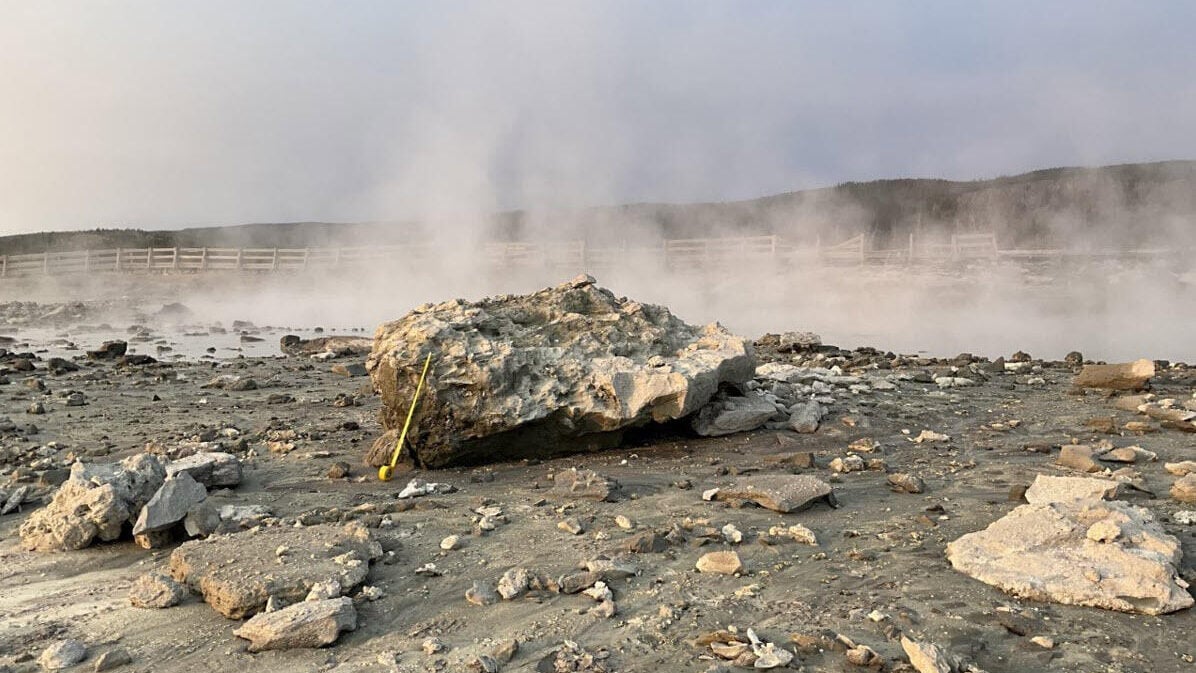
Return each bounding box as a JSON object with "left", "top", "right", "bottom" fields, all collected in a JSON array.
[
  {"left": 1172, "top": 474, "right": 1196, "bottom": 504},
  {"left": 168, "top": 522, "right": 380, "bottom": 619},
  {"left": 233, "top": 597, "right": 356, "bottom": 651},
  {"left": 1165, "top": 461, "right": 1196, "bottom": 477},
  {"left": 1023, "top": 475, "right": 1119, "bottom": 505},
  {"left": 900, "top": 637, "right": 955, "bottom": 673},
  {"left": 1056, "top": 445, "right": 1101, "bottom": 473},
  {"left": 947, "top": 499, "right": 1193, "bottom": 615},
  {"left": 1073, "top": 359, "right": 1154, "bottom": 391},
  {"left": 695, "top": 551, "right": 744, "bottom": 575}
]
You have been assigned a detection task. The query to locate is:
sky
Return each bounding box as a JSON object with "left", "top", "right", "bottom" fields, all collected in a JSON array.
[{"left": 1, "top": 1, "right": 1194, "bottom": 234}]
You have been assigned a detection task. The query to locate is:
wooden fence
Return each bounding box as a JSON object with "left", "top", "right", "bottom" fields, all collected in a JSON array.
[{"left": 0, "top": 233, "right": 1182, "bottom": 279}]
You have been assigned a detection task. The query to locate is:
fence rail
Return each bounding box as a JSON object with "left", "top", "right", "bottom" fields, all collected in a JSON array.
[{"left": 0, "top": 233, "right": 1186, "bottom": 279}]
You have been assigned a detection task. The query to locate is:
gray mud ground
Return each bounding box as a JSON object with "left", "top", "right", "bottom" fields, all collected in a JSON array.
[{"left": 1, "top": 301, "right": 1195, "bottom": 673}]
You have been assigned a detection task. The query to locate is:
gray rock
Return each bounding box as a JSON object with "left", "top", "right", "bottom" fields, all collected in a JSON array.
[
  {"left": 692, "top": 394, "right": 775, "bottom": 437},
  {"left": 132, "top": 471, "right": 207, "bottom": 536},
  {"left": 365, "top": 276, "right": 754, "bottom": 467},
  {"left": 20, "top": 454, "right": 167, "bottom": 552},
  {"left": 786, "top": 401, "right": 824, "bottom": 433},
  {"left": 129, "top": 572, "right": 188, "bottom": 608},
  {"left": 900, "top": 637, "right": 956, "bottom": 673},
  {"left": 233, "top": 597, "right": 356, "bottom": 651},
  {"left": 165, "top": 452, "right": 242, "bottom": 488},
  {"left": 947, "top": 499, "right": 1193, "bottom": 615},
  {"left": 183, "top": 500, "right": 221, "bottom": 537},
  {"left": 2, "top": 485, "right": 30, "bottom": 514},
  {"left": 707, "top": 475, "right": 835, "bottom": 513},
  {"left": 552, "top": 468, "right": 619, "bottom": 502},
  {"left": 38, "top": 639, "right": 87, "bottom": 670}
]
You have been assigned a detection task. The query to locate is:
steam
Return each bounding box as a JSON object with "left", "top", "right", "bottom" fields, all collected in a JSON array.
[{"left": 1, "top": 3, "right": 1195, "bottom": 361}]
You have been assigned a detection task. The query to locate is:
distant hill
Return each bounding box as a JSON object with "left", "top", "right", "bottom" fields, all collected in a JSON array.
[{"left": 4, "top": 160, "right": 1194, "bottom": 254}]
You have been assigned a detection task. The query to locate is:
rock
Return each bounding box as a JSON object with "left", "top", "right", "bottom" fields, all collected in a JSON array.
[
  {"left": 330, "top": 362, "right": 367, "bottom": 377},
  {"left": 129, "top": 571, "right": 188, "bottom": 608},
  {"left": 327, "top": 462, "right": 351, "bottom": 479},
  {"left": 786, "top": 401, "right": 823, "bottom": 433},
  {"left": 829, "top": 455, "right": 865, "bottom": 473},
  {"left": 946, "top": 499, "right": 1193, "bottom": 615},
  {"left": 91, "top": 648, "right": 132, "bottom": 672},
  {"left": 887, "top": 473, "right": 925, "bottom": 494},
  {"left": 1165, "top": 461, "right": 1196, "bottom": 476},
  {"left": 1, "top": 485, "right": 30, "bottom": 514},
  {"left": 695, "top": 551, "right": 743, "bottom": 575},
  {"left": 497, "top": 567, "right": 531, "bottom": 600},
  {"left": 1023, "top": 475, "right": 1120, "bottom": 505},
  {"left": 169, "top": 522, "right": 381, "bottom": 618},
  {"left": 86, "top": 340, "right": 127, "bottom": 360},
  {"left": 396, "top": 478, "right": 456, "bottom": 499},
  {"left": 1098, "top": 445, "right": 1156, "bottom": 464},
  {"left": 900, "top": 637, "right": 955, "bottom": 673},
  {"left": 38, "top": 639, "right": 87, "bottom": 670},
  {"left": 1175, "top": 511, "right": 1196, "bottom": 525},
  {"left": 768, "top": 524, "right": 818, "bottom": 545},
  {"left": 692, "top": 393, "right": 775, "bottom": 437},
  {"left": 624, "top": 531, "right": 668, "bottom": 553},
  {"left": 552, "top": 468, "right": 619, "bottom": 501},
  {"left": 1171, "top": 474, "right": 1196, "bottom": 504},
  {"left": 365, "top": 277, "right": 754, "bottom": 467},
  {"left": 280, "top": 334, "right": 372, "bottom": 357},
  {"left": 466, "top": 581, "right": 499, "bottom": 606},
  {"left": 165, "top": 452, "right": 242, "bottom": 488},
  {"left": 493, "top": 639, "right": 519, "bottom": 663},
  {"left": 132, "top": 471, "right": 207, "bottom": 536},
  {"left": 20, "top": 454, "right": 167, "bottom": 552},
  {"left": 1073, "top": 359, "right": 1154, "bottom": 391},
  {"left": 183, "top": 500, "right": 220, "bottom": 537},
  {"left": 707, "top": 475, "right": 835, "bottom": 513},
  {"left": 1056, "top": 445, "right": 1101, "bottom": 473},
  {"left": 614, "top": 514, "right": 634, "bottom": 529},
  {"left": 441, "top": 535, "right": 462, "bottom": 551},
  {"left": 558, "top": 517, "right": 585, "bottom": 535},
  {"left": 233, "top": 597, "right": 356, "bottom": 652}
]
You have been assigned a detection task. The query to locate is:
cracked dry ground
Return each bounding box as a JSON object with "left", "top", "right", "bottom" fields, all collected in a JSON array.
[{"left": 1, "top": 346, "right": 1194, "bottom": 672}]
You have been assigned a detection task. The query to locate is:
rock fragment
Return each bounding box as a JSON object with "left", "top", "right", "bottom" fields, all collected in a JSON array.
[
  {"left": 129, "top": 572, "right": 189, "bottom": 608},
  {"left": 38, "top": 639, "right": 87, "bottom": 670},
  {"left": 552, "top": 468, "right": 619, "bottom": 501},
  {"left": 91, "top": 648, "right": 131, "bottom": 672},
  {"left": 706, "top": 475, "right": 835, "bottom": 513},
  {"left": 1023, "top": 475, "right": 1119, "bottom": 505},
  {"left": 900, "top": 637, "right": 955, "bottom": 673},
  {"left": 132, "top": 471, "right": 207, "bottom": 536},
  {"left": 695, "top": 551, "right": 743, "bottom": 575},
  {"left": 1073, "top": 359, "right": 1154, "bottom": 390},
  {"left": 233, "top": 597, "right": 356, "bottom": 652},
  {"left": 1172, "top": 474, "right": 1196, "bottom": 504}
]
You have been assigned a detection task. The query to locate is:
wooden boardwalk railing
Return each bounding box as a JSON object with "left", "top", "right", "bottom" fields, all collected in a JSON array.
[{"left": 0, "top": 233, "right": 1184, "bottom": 279}]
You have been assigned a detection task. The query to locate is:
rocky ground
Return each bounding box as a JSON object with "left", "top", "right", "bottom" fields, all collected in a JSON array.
[{"left": 0, "top": 300, "right": 1194, "bottom": 673}]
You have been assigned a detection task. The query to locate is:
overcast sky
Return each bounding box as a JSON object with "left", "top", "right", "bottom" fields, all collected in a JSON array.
[{"left": 1, "top": 1, "right": 1194, "bottom": 234}]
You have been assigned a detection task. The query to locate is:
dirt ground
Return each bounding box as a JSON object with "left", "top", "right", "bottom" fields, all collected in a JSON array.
[{"left": 1, "top": 308, "right": 1194, "bottom": 673}]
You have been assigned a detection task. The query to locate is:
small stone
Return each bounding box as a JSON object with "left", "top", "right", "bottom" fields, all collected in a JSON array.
[
  {"left": 558, "top": 517, "right": 584, "bottom": 535},
  {"left": 614, "top": 515, "right": 634, "bottom": 529},
  {"left": 1030, "top": 636, "right": 1055, "bottom": 649},
  {"left": 493, "top": 638, "right": 519, "bottom": 663},
  {"left": 128, "top": 572, "right": 188, "bottom": 609},
  {"left": 711, "top": 475, "right": 835, "bottom": 513},
  {"left": 695, "top": 551, "right": 744, "bottom": 575},
  {"left": 1056, "top": 444, "right": 1101, "bottom": 473},
  {"left": 1165, "top": 461, "right": 1196, "bottom": 476},
  {"left": 900, "top": 637, "right": 954, "bottom": 673},
  {"left": 39, "top": 639, "right": 87, "bottom": 670},
  {"left": 441, "top": 535, "right": 462, "bottom": 551},
  {"left": 887, "top": 473, "right": 925, "bottom": 494},
  {"left": 305, "top": 579, "right": 342, "bottom": 601},
  {"left": 721, "top": 523, "right": 743, "bottom": 544},
  {"left": 466, "top": 581, "right": 499, "bottom": 606},
  {"left": 422, "top": 637, "right": 446, "bottom": 654},
  {"left": 623, "top": 531, "right": 667, "bottom": 553},
  {"left": 327, "top": 462, "right": 351, "bottom": 479},
  {"left": 91, "top": 648, "right": 131, "bottom": 672},
  {"left": 496, "top": 567, "right": 531, "bottom": 600}
]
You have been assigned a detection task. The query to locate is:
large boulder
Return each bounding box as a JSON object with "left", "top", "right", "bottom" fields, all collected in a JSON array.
[
  {"left": 20, "top": 454, "right": 167, "bottom": 552},
  {"left": 947, "top": 499, "right": 1193, "bottom": 615},
  {"left": 366, "top": 276, "right": 754, "bottom": 467}
]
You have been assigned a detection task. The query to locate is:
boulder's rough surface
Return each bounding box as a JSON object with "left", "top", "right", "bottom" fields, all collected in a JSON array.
[
  {"left": 1073, "top": 359, "right": 1154, "bottom": 391},
  {"left": 233, "top": 597, "right": 356, "bottom": 652},
  {"left": 366, "top": 276, "right": 754, "bottom": 467},
  {"left": 708, "top": 475, "right": 835, "bottom": 513},
  {"left": 1172, "top": 474, "right": 1196, "bottom": 504},
  {"left": 38, "top": 639, "right": 87, "bottom": 670},
  {"left": 20, "top": 454, "right": 166, "bottom": 552},
  {"left": 947, "top": 499, "right": 1193, "bottom": 615},
  {"left": 169, "top": 522, "right": 381, "bottom": 618}
]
